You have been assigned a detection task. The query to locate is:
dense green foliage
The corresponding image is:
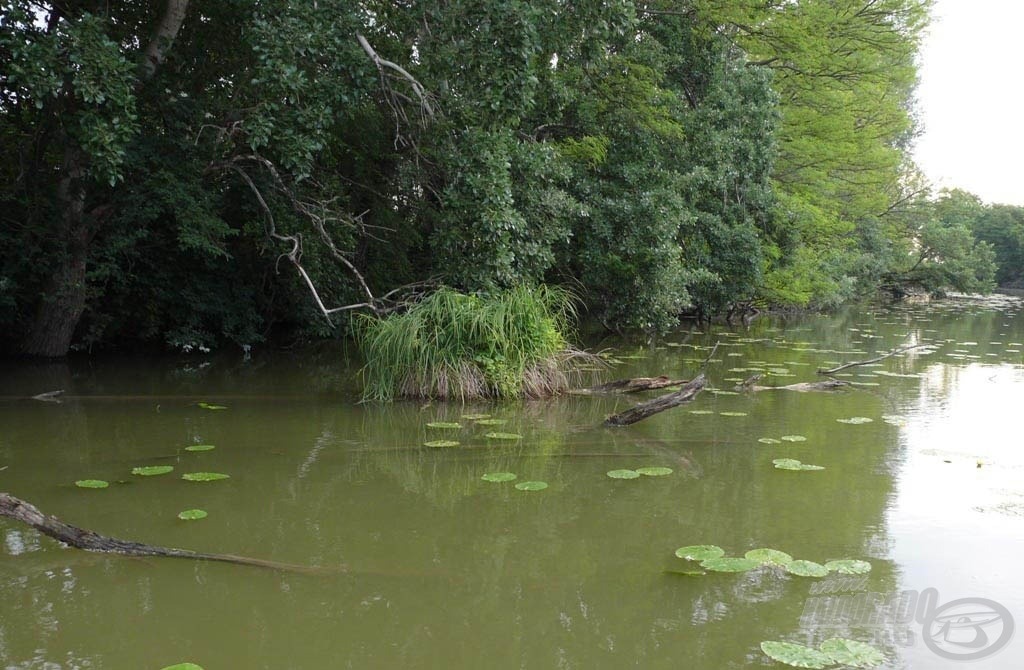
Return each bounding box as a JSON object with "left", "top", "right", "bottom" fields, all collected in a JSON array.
[
  {"left": 355, "top": 286, "right": 587, "bottom": 400},
  {"left": 2, "top": 0, "right": 1011, "bottom": 358}
]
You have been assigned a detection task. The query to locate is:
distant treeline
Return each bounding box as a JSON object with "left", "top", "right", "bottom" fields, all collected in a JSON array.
[{"left": 0, "top": 0, "right": 1015, "bottom": 356}]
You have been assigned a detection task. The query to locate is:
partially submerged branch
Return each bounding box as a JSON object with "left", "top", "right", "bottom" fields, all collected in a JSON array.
[
  {"left": 604, "top": 373, "right": 707, "bottom": 427},
  {"left": 573, "top": 376, "right": 689, "bottom": 395},
  {"left": 817, "top": 344, "right": 929, "bottom": 375}
]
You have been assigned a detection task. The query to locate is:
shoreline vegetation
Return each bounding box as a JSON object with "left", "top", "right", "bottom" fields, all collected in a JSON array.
[{"left": 2, "top": 2, "right": 1021, "bottom": 361}]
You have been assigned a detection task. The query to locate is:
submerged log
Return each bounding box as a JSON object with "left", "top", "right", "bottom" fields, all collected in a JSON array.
[
  {"left": 574, "top": 375, "right": 689, "bottom": 395},
  {"left": 0, "top": 493, "right": 335, "bottom": 573},
  {"left": 817, "top": 344, "right": 929, "bottom": 375},
  {"left": 604, "top": 373, "right": 707, "bottom": 427}
]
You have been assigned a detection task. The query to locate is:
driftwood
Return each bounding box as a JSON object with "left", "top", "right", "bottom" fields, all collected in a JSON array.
[
  {"left": 817, "top": 344, "right": 929, "bottom": 375},
  {"left": 0, "top": 493, "right": 336, "bottom": 574},
  {"left": 604, "top": 373, "right": 707, "bottom": 427},
  {"left": 741, "top": 379, "right": 850, "bottom": 393},
  {"left": 573, "top": 376, "right": 689, "bottom": 395}
]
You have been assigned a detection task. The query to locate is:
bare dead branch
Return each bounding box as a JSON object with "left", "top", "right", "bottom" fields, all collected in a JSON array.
[{"left": 817, "top": 344, "right": 930, "bottom": 375}]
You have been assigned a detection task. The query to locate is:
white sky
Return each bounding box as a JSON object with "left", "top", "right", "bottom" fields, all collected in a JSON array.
[{"left": 913, "top": 0, "right": 1024, "bottom": 206}]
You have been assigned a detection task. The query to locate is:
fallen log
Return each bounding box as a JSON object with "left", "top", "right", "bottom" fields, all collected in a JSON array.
[
  {"left": 817, "top": 344, "right": 929, "bottom": 375},
  {"left": 743, "top": 379, "right": 850, "bottom": 393},
  {"left": 0, "top": 492, "right": 337, "bottom": 574},
  {"left": 604, "top": 373, "right": 707, "bottom": 427},
  {"left": 573, "top": 376, "right": 689, "bottom": 395}
]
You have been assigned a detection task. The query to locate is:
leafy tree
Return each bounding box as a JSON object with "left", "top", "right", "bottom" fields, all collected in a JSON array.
[{"left": 972, "top": 205, "right": 1024, "bottom": 286}]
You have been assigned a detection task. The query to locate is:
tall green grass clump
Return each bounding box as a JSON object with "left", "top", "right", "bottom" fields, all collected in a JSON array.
[{"left": 356, "top": 286, "right": 593, "bottom": 401}]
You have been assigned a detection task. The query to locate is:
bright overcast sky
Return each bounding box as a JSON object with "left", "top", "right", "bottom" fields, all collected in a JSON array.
[{"left": 913, "top": 0, "right": 1024, "bottom": 205}]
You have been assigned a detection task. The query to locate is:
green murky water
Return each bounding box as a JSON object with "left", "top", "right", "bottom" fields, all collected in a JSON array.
[{"left": 2, "top": 296, "right": 1023, "bottom": 669}]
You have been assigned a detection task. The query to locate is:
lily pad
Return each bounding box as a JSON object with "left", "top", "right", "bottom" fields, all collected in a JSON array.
[
  {"left": 760, "top": 641, "right": 832, "bottom": 669},
  {"left": 484, "top": 432, "right": 522, "bottom": 440},
  {"left": 606, "top": 469, "right": 640, "bottom": 479},
  {"left": 773, "top": 458, "right": 804, "bottom": 470},
  {"left": 820, "top": 638, "right": 885, "bottom": 667},
  {"left": 665, "top": 568, "right": 706, "bottom": 576},
  {"left": 424, "top": 440, "right": 460, "bottom": 448},
  {"left": 461, "top": 414, "right": 490, "bottom": 420},
  {"left": 719, "top": 411, "right": 748, "bottom": 417},
  {"left": 184, "top": 444, "right": 216, "bottom": 452},
  {"left": 837, "top": 416, "right": 874, "bottom": 424},
  {"left": 198, "top": 402, "right": 227, "bottom": 410},
  {"left": 780, "top": 435, "right": 807, "bottom": 442},
  {"left": 745, "top": 548, "right": 794, "bottom": 566},
  {"left": 481, "top": 472, "right": 517, "bottom": 482},
  {"left": 689, "top": 410, "right": 714, "bottom": 415},
  {"left": 700, "top": 556, "right": 761, "bottom": 572},
  {"left": 824, "top": 559, "right": 872, "bottom": 575},
  {"left": 160, "top": 664, "right": 205, "bottom": 670},
  {"left": 426, "top": 422, "right": 461, "bottom": 429},
  {"left": 675, "top": 544, "right": 725, "bottom": 561},
  {"left": 758, "top": 437, "right": 781, "bottom": 444},
  {"left": 75, "top": 479, "right": 109, "bottom": 489},
  {"left": 515, "top": 481, "right": 548, "bottom": 491},
  {"left": 636, "top": 466, "right": 673, "bottom": 477},
  {"left": 474, "top": 418, "right": 508, "bottom": 426},
  {"left": 131, "top": 465, "right": 174, "bottom": 476},
  {"left": 786, "top": 560, "right": 829, "bottom": 577},
  {"left": 177, "top": 509, "right": 208, "bottom": 521},
  {"left": 181, "top": 472, "right": 230, "bottom": 482}
]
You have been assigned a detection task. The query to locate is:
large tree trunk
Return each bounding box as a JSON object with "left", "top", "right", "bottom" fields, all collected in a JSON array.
[{"left": 19, "top": 146, "right": 90, "bottom": 357}]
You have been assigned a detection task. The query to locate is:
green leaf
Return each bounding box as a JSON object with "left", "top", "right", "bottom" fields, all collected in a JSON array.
[
  {"left": 75, "top": 479, "right": 109, "bottom": 489},
  {"left": 758, "top": 437, "right": 781, "bottom": 444},
  {"left": 483, "top": 432, "right": 522, "bottom": 440},
  {"left": 745, "top": 548, "right": 794, "bottom": 566},
  {"left": 773, "top": 458, "right": 804, "bottom": 470},
  {"left": 198, "top": 402, "right": 227, "bottom": 410},
  {"left": 780, "top": 435, "right": 807, "bottom": 442},
  {"left": 181, "top": 472, "right": 230, "bottom": 482},
  {"left": 675, "top": 545, "right": 725, "bottom": 561},
  {"left": 515, "top": 481, "right": 548, "bottom": 491},
  {"left": 824, "top": 559, "right": 872, "bottom": 575},
  {"left": 689, "top": 410, "right": 714, "bottom": 415},
  {"left": 177, "top": 509, "right": 208, "bottom": 521},
  {"left": 837, "top": 417, "right": 873, "bottom": 424},
  {"left": 424, "top": 440, "right": 460, "bottom": 448},
  {"left": 719, "top": 411, "right": 748, "bottom": 417},
  {"left": 426, "top": 422, "right": 461, "bottom": 429},
  {"left": 760, "top": 641, "right": 833, "bottom": 669},
  {"left": 786, "top": 560, "right": 829, "bottom": 577},
  {"left": 606, "top": 469, "right": 640, "bottom": 479},
  {"left": 664, "top": 568, "right": 706, "bottom": 576},
  {"left": 635, "top": 466, "right": 673, "bottom": 477},
  {"left": 481, "top": 472, "right": 517, "bottom": 482},
  {"left": 819, "top": 638, "right": 885, "bottom": 667},
  {"left": 160, "top": 664, "right": 205, "bottom": 670},
  {"left": 131, "top": 465, "right": 174, "bottom": 476},
  {"left": 700, "top": 556, "right": 761, "bottom": 572},
  {"left": 184, "top": 445, "right": 216, "bottom": 452}
]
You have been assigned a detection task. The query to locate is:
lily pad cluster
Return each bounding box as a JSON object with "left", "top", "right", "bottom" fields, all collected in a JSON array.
[
  {"left": 672, "top": 544, "right": 871, "bottom": 579},
  {"left": 480, "top": 471, "right": 547, "bottom": 491},
  {"left": 607, "top": 467, "right": 674, "bottom": 479},
  {"left": 773, "top": 458, "right": 825, "bottom": 471},
  {"left": 761, "top": 638, "right": 885, "bottom": 668},
  {"left": 419, "top": 417, "right": 523, "bottom": 447}
]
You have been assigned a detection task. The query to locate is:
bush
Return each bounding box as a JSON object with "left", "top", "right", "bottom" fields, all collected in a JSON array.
[{"left": 355, "top": 286, "right": 593, "bottom": 401}]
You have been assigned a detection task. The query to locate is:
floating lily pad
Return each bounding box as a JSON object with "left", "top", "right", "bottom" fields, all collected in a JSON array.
[
  {"left": 837, "top": 416, "right": 873, "bottom": 424},
  {"left": 132, "top": 465, "right": 174, "bottom": 476},
  {"left": 824, "top": 559, "right": 872, "bottom": 575},
  {"left": 760, "top": 641, "right": 832, "bottom": 669},
  {"left": 719, "top": 411, "right": 748, "bottom": 417},
  {"left": 426, "top": 422, "right": 461, "bottom": 429},
  {"left": 424, "top": 440, "right": 460, "bottom": 448},
  {"left": 481, "top": 472, "right": 517, "bottom": 482},
  {"left": 780, "top": 435, "right": 807, "bottom": 442},
  {"left": 198, "top": 403, "right": 227, "bottom": 410},
  {"left": 665, "top": 568, "right": 706, "bottom": 576},
  {"left": 461, "top": 414, "right": 490, "bottom": 420},
  {"left": 786, "top": 560, "right": 829, "bottom": 577},
  {"left": 184, "top": 444, "right": 216, "bottom": 452},
  {"left": 484, "top": 432, "right": 521, "bottom": 440},
  {"left": 636, "top": 466, "right": 673, "bottom": 477},
  {"left": 177, "top": 509, "right": 208, "bottom": 521},
  {"left": 607, "top": 469, "right": 640, "bottom": 479},
  {"left": 745, "top": 548, "right": 794, "bottom": 566},
  {"left": 820, "top": 638, "right": 885, "bottom": 667},
  {"left": 758, "top": 437, "right": 781, "bottom": 444},
  {"left": 700, "top": 556, "right": 761, "bottom": 572},
  {"left": 773, "top": 458, "right": 804, "bottom": 470},
  {"left": 181, "top": 472, "right": 230, "bottom": 482},
  {"left": 474, "top": 418, "right": 508, "bottom": 426},
  {"left": 689, "top": 410, "right": 714, "bottom": 415},
  {"left": 75, "top": 479, "right": 109, "bottom": 489},
  {"left": 675, "top": 544, "right": 725, "bottom": 561},
  {"left": 160, "top": 664, "right": 205, "bottom": 670},
  {"left": 515, "top": 481, "right": 548, "bottom": 491}
]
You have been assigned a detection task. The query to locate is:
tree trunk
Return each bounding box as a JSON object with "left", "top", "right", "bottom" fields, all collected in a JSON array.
[
  {"left": 604, "top": 373, "right": 707, "bottom": 426},
  {"left": 19, "top": 145, "right": 90, "bottom": 357}
]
